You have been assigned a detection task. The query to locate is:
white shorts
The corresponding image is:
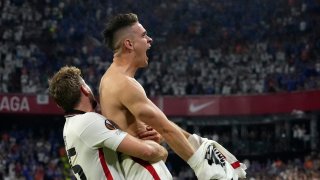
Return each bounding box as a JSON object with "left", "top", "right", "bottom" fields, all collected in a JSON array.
[{"left": 120, "top": 154, "right": 173, "bottom": 180}]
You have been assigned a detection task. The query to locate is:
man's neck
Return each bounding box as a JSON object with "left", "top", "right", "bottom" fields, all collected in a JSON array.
[
  {"left": 73, "top": 98, "right": 94, "bottom": 113},
  {"left": 112, "top": 56, "right": 138, "bottom": 77},
  {"left": 72, "top": 106, "right": 94, "bottom": 113}
]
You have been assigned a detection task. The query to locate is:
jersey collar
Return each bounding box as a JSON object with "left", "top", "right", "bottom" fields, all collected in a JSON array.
[{"left": 64, "top": 109, "right": 86, "bottom": 118}]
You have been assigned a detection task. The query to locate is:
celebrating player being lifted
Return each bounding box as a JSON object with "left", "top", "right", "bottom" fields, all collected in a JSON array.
[{"left": 99, "top": 13, "right": 246, "bottom": 179}]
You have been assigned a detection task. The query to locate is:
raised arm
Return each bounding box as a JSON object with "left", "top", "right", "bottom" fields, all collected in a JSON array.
[{"left": 120, "top": 79, "right": 195, "bottom": 161}]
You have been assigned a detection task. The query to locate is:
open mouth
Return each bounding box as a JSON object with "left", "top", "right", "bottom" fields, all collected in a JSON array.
[
  {"left": 146, "top": 46, "right": 151, "bottom": 54},
  {"left": 146, "top": 47, "right": 151, "bottom": 61}
]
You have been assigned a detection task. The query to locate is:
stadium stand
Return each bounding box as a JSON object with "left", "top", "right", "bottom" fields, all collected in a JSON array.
[
  {"left": 0, "top": 0, "right": 319, "bottom": 95},
  {"left": 1, "top": 0, "right": 320, "bottom": 179}
]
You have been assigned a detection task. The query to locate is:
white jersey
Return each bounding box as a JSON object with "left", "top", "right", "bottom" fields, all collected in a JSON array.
[
  {"left": 63, "top": 112, "right": 127, "bottom": 180},
  {"left": 120, "top": 154, "right": 173, "bottom": 180}
]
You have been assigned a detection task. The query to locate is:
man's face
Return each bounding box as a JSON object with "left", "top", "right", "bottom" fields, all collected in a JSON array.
[{"left": 130, "top": 22, "right": 153, "bottom": 67}]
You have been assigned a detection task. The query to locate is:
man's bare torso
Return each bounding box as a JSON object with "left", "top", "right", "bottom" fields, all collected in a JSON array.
[{"left": 99, "top": 67, "right": 147, "bottom": 137}]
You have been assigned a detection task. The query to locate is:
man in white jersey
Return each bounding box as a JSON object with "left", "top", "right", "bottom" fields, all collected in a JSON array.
[{"left": 48, "top": 66, "right": 168, "bottom": 180}]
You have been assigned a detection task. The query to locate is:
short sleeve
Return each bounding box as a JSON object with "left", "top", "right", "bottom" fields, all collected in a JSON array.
[{"left": 80, "top": 112, "right": 127, "bottom": 150}]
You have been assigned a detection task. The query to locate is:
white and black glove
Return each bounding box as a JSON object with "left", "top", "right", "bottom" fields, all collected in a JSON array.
[
  {"left": 187, "top": 140, "right": 227, "bottom": 180},
  {"left": 188, "top": 134, "right": 247, "bottom": 180}
]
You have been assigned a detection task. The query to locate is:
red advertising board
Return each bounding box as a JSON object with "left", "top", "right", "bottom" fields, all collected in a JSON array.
[
  {"left": 1, "top": 90, "right": 320, "bottom": 116},
  {"left": 0, "top": 94, "right": 63, "bottom": 115}
]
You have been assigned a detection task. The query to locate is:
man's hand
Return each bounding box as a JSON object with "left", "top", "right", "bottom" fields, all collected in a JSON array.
[
  {"left": 137, "top": 126, "right": 163, "bottom": 144},
  {"left": 187, "top": 141, "right": 227, "bottom": 180},
  {"left": 188, "top": 134, "right": 247, "bottom": 179}
]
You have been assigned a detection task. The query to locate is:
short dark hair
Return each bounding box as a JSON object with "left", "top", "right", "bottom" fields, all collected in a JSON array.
[
  {"left": 102, "top": 13, "right": 138, "bottom": 50},
  {"left": 48, "top": 66, "right": 82, "bottom": 112}
]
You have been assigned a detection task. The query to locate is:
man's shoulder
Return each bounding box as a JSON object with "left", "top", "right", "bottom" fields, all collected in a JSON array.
[
  {"left": 64, "top": 112, "right": 106, "bottom": 134},
  {"left": 71, "top": 112, "right": 106, "bottom": 125},
  {"left": 101, "top": 71, "right": 131, "bottom": 88},
  {"left": 106, "top": 76, "right": 140, "bottom": 94},
  {"left": 83, "top": 112, "right": 105, "bottom": 120}
]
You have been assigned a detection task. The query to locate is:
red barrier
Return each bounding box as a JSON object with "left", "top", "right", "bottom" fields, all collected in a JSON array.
[
  {"left": 0, "top": 94, "right": 63, "bottom": 115},
  {"left": 1, "top": 90, "right": 320, "bottom": 116}
]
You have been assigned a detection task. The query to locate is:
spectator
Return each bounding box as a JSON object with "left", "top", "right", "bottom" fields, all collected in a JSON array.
[{"left": 0, "top": 0, "right": 319, "bottom": 96}]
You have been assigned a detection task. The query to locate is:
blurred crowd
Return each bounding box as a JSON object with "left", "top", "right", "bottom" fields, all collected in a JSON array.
[
  {"left": 0, "top": 127, "right": 71, "bottom": 180},
  {"left": 0, "top": 0, "right": 320, "bottom": 96},
  {"left": 245, "top": 153, "right": 320, "bottom": 180},
  {"left": 171, "top": 153, "right": 320, "bottom": 180},
  {"left": 0, "top": 124, "right": 319, "bottom": 180},
  {"left": 1, "top": 0, "right": 320, "bottom": 179}
]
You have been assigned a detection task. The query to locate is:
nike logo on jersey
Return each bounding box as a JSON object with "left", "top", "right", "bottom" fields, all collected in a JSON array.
[{"left": 189, "top": 101, "right": 215, "bottom": 113}]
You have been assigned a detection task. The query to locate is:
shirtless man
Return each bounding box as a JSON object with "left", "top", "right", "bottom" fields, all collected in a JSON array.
[{"left": 99, "top": 13, "right": 229, "bottom": 179}]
